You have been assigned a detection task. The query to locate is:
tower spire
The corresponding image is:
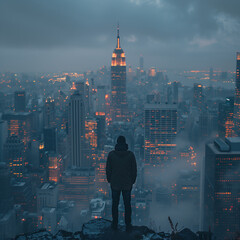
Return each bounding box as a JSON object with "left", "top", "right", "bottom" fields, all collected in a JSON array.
[{"left": 116, "top": 23, "right": 120, "bottom": 49}]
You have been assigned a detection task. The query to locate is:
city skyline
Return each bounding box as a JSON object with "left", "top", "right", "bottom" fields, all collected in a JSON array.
[{"left": 1, "top": 2, "right": 240, "bottom": 239}]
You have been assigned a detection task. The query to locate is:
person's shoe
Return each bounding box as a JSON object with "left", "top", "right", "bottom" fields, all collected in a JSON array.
[
  {"left": 111, "top": 222, "right": 118, "bottom": 231},
  {"left": 126, "top": 224, "right": 132, "bottom": 233}
]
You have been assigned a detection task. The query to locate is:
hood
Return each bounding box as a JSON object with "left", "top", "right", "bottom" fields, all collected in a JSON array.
[{"left": 114, "top": 143, "right": 128, "bottom": 151}]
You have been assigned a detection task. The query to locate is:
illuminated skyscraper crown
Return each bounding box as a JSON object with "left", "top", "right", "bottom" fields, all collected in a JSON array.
[{"left": 111, "top": 25, "right": 126, "bottom": 67}]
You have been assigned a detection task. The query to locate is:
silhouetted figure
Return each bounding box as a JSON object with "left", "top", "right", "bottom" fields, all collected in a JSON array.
[{"left": 106, "top": 136, "right": 137, "bottom": 232}]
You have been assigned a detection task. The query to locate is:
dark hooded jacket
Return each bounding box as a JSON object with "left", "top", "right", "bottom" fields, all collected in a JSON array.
[{"left": 106, "top": 142, "right": 137, "bottom": 190}]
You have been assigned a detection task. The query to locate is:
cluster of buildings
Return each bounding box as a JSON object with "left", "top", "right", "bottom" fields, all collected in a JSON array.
[{"left": 0, "top": 28, "right": 239, "bottom": 240}]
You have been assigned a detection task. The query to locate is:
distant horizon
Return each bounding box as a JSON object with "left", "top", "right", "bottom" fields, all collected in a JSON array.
[{"left": 0, "top": 65, "right": 237, "bottom": 74}]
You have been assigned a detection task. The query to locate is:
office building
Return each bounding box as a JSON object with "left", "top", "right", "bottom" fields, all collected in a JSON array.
[
  {"left": 95, "top": 85, "right": 106, "bottom": 113},
  {"left": 0, "top": 163, "right": 15, "bottom": 240},
  {"left": 218, "top": 97, "right": 234, "bottom": 138},
  {"left": 0, "top": 120, "right": 8, "bottom": 162},
  {"left": 59, "top": 168, "right": 95, "bottom": 210},
  {"left": 96, "top": 112, "right": 106, "bottom": 150},
  {"left": 144, "top": 102, "right": 177, "bottom": 166},
  {"left": 48, "top": 153, "right": 61, "bottom": 183},
  {"left": 202, "top": 138, "right": 240, "bottom": 239},
  {"left": 14, "top": 91, "right": 26, "bottom": 112},
  {"left": 43, "top": 127, "right": 57, "bottom": 153},
  {"left": 85, "top": 118, "right": 97, "bottom": 152},
  {"left": 193, "top": 83, "right": 204, "bottom": 111},
  {"left": 3, "top": 135, "right": 25, "bottom": 178},
  {"left": 2, "top": 112, "right": 32, "bottom": 146},
  {"left": 68, "top": 93, "right": 87, "bottom": 168},
  {"left": 234, "top": 52, "right": 240, "bottom": 136},
  {"left": 44, "top": 97, "right": 55, "bottom": 128},
  {"left": 37, "top": 182, "right": 58, "bottom": 213},
  {"left": 0, "top": 163, "right": 13, "bottom": 213}
]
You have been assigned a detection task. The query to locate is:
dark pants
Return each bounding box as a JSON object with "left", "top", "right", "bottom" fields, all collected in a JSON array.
[{"left": 111, "top": 188, "right": 132, "bottom": 226}]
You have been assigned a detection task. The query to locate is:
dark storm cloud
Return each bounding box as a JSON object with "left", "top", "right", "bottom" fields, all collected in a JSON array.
[
  {"left": 0, "top": 0, "right": 240, "bottom": 71},
  {"left": 0, "top": 0, "right": 239, "bottom": 48}
]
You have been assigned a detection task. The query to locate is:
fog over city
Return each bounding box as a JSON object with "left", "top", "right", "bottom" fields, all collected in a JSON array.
[{"left": 0, "top": 1, "right": 240, "bottom": 240}]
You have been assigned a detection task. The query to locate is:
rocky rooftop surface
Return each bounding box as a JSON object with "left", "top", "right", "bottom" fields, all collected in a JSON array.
[{"left": 15, "top": 218, "right": 199, "bottom": 240}]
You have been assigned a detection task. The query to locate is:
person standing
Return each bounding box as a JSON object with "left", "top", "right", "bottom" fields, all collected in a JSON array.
[{"left": 106, "top": 136, "right": 137, "bottom": 232}]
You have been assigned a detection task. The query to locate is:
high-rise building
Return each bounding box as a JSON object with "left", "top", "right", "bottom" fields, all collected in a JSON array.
[
  {"left": 95, "top": 85, "right": 106, "bottom": 113},
  {"left": 0, "top": 92, "right": 5, "bottom": 112},
  {"left": 68, "top": 93, "right": 87, "bottom": 168},
  {"left": 96, "top": 112, "right": 106, "bottom": 150},
  {"left": 95, "top": 150, "right": 109, "bottom": 197},
  {"left": 199, "top": 109, "right": 218, "bottom": 140},
  {"left": 37, "top": 182, "right": 58, "bottom": 213},
  {"left": 193, "top": 83, "right": 204, "bottom": 111},
  {"left": 75, "top": 81, "right": 91, "bottom": 115},
  {"left": 202, "top": 138, "right": 240, "bottom": 239},
  {"left": 110, "top": 25, "right": 128, "bottom": 122},
  {"left": 0, "top": 163, "right": 16, "bottom": 240},
  {"left": 0, "top": 120, "right": 8, "bottom": 162},
  {"left": 43, "top": 127, "right": 57, "bottom": 153},
  {"left": 234, "top": 52, "right": 240, "bottom": 136},
  {"left": 48, "top": 153, "right": 61, "bottom": 183},
  {"left": 85, "top": 118, "right": 97, "bottom": 152},
  {"left": 0, "top": 163, "right": 13, "bottom": 214},
  {"left": 59, "top": 168, "right": 95, "bottom": 209},
  {"left": 144, "top": 102, "right": 177, "bottom": 166},
  {"left": 3, "top": 135, "right": 25, "bottom": 178},
  {"left": 44, "top": 97, "right": 55, "bottom": 128},
  {"left": 14, "top": 91, "right": 26, "bottom": 112},
  {"left": 218, "top": 97, "right": 234, "bottom": 138},
  {"left": 2, "top": 112, "right": 32, "bottom": 147}
]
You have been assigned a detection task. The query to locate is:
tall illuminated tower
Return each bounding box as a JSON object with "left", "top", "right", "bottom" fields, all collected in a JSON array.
[
  {"left": 111, "top": 25, "right": 128, "bottom": 122},
  {"left": 234, "top": 52, "right": 240, "bottom": 136}
]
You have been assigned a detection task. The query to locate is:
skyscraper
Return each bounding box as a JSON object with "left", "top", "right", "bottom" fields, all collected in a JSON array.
[
  {"left": 68, "top": 93, "right": 87, "bottom": 168},
  {"left": 144, "top": 102, "right": 177, "bottom": 166},
  {"left": 43, "top": 127, "right": 57, "bottom": 153},
  {"left": 2, "top": 112, "right": 32, "bottom": 147},
  {"left": 202, "top": 137, "right": 240, "bottom": 239},
  {"left": 110, "top": 25, "right": 128, "bottom": 122},
  {"left": 44, "top": 97, "right": 56, "bottom": 128},
  {"left": 234, "top": 52, "right": 240, "bottom": 136},
  {"left": 218, "top": 97, "right": 234, "bottom": 138},
  {"left": 3, "top": 135, "right": 25, "bottom": 178},
  {"left": 0, "top": 120, "right": 8, "bottom": 162},
  {"left": 193, "top": 83, "right": 204, "bottom": 111},
  {"left": 14, "top": 91, "right": 26, "bottom": 112}
]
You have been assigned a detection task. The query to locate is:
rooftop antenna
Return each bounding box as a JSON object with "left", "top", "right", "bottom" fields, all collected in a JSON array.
[{"left": 116, "top": 23, "right": 120, "bottom": 49}]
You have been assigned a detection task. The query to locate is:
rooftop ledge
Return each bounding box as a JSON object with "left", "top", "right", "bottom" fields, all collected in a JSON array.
[{"left": 15, "top": 218, "right": 204, "bottom": 240}]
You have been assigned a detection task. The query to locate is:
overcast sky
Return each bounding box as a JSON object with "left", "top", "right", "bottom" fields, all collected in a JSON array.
[{"left": 0, "top": 0, "right": 240, "bottom": 72}]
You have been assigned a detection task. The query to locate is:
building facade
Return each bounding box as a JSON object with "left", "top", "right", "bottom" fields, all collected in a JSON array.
[
  {"left": 68, "top": 93, "right": 87, "bottom": 168},
  {"left": 234, "top": 52, "right": 240, "bottom": 136},
  {"left": 144, "top": 103, "right": 177, "bottom": 166},
  {"left": 202, "top": 137, "right": 240, "bottom": 239}
]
